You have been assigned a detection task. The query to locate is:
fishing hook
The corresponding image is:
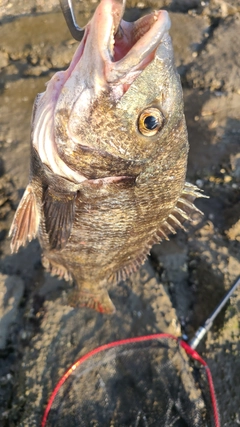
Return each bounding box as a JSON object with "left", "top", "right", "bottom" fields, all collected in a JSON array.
[
  {"left": 59, "top": 0, "right": 84, "bottom": 41},
  {"left": 60, "top": 0, "right": 126, "bottom": 41}
]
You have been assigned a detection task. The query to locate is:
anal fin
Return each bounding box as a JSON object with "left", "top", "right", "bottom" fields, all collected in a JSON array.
[
  {"left": 42, "top": 255, "right": 72, "bottom": 282},
  {"left": 9, "top": 184, "right": 39, "bottom": 253}
]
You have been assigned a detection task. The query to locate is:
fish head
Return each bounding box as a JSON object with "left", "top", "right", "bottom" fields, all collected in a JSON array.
[{"left": 33, "top": 0, "right": 188, "bottom": 181}]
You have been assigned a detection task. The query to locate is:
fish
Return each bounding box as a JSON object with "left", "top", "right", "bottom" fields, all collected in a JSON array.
[{"left": 9, "top": 0, "right": 203, "bottom": 314}]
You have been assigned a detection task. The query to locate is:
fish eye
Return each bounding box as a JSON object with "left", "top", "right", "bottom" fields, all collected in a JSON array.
[{"left": 138, "top": 108, "right": 164, "bottom": 136}]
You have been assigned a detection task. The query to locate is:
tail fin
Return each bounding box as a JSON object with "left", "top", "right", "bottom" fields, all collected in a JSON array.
[{"left": 68, "top": 288, "right": 116, "bottom": 314}]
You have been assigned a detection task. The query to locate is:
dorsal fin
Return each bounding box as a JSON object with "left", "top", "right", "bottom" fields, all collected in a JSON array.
[
  {"left": 43, "top": 187, "right": 77, "bottom": 250},
  {"left": 109, "top": 182, "right": 206, "bottom": 284},
  {"left": 9, "top": 184, "right": 39, "bottom": 253}
]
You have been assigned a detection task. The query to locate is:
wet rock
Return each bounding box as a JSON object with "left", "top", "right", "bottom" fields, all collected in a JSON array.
[
  {"left": 151, "top": 238, "right": 192, "bottom": 321},
  {"left": 224, "top": 201, "right": 240, "bottom": 242},
  {"left": 22, "top": 65, "right": 49, "bottom": 77},
  {"left": 169, "top": 0, "right": 201, "bottom": 12},
  {"left": 205, "top": 281, "right": 240, "bottom": 425},
  {"left": 0, "top": 274, "right": 24, "bottom": 350},
  {"left": 169, "top": 12, "right": 209, "bottom": 73},
  {"left": 0, "top": 0, "right": 59, "bottom": 21},
  {"left": 0, "top": 76, "right": 48, "bottom": 190},
  {"left": 230, "top": 153, "right": 240, "bottom": 180},
  {"left": 1, "top": 0, "right": 141, "bottom": 22},
  {"left": 0, "top": 14, "right": 72, "bottom": 62},
  {"left": 205, "top": 0, "right": 240, "bottom": 18},
  {"left": 186, "top": 15, "right": 240, "bottom": 92},
  {"left": 0, "top": 175, "right": 17, "bottom": 225},
  {"left": 50, "top": 43, "right": 78, "bottom": 68},
  {"left": 0, "top": 51, "right": 9, "bottom": 69},
  {"left": 126, "top": 0, "right": 171, "bottom": 7},
  {"left": 218, "top": 0, "right": 240, "bottom": 17},
  {"left": 226, "top": 220, "right": 240, "bottom": 242}
]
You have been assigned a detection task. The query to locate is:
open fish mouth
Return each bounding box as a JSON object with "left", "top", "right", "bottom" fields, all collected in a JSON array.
[
  {"left": 64, "top": 0, "right": 171, "bottom": 99},
  {"left": 102, "top": 0, "right": 170, "bottom": 85}
]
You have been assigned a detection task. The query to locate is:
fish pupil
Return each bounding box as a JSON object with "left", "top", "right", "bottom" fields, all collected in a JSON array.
[{"left": 144, "top": 115, "right": 158, "bottom": 130}]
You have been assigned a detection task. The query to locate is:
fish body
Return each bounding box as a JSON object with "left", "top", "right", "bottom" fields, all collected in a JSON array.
[{"left": 10, "top": 0, "right": 202, "bottom": 313}]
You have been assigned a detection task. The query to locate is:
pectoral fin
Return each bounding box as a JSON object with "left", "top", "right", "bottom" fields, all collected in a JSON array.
[
  {"left": 43, "top": 187, "right": 76, "bottom": 250},
  {"left": 9, "top": 184, "right": 39, "bottom": 253}
]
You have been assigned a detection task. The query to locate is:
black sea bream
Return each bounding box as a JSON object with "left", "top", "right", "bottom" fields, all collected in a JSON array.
[{"left": 10, "top": 0, "right": 203, "bottom": 313}]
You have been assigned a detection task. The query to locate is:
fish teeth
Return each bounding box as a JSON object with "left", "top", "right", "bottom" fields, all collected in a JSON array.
[{"left": 109, "top": 24, "right": 115, "bottom": 58}]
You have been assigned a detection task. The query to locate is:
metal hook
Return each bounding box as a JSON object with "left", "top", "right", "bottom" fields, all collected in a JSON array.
[{"left": 59, "top": 0, "right": 84, "bottom": 41}]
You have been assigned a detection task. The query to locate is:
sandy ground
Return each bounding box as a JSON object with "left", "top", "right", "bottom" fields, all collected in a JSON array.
[{"left": 0, "top": 0, "right": 239, "bottom": 426}]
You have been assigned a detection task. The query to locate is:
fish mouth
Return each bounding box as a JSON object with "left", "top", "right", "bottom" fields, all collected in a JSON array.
[
  {"left": 67, "top": 0, "right": 171, "bottom": 98},
  {"left": 101, "top": 0, "right": 171, "bottom": 85}
]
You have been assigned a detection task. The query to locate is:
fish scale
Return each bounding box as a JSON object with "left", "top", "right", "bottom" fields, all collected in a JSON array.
[{"left": 9, "top": 0, "right": 204, "bottom": 314}]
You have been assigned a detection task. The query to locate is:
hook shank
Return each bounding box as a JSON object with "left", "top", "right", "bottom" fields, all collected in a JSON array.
[{"left": 59, "top": 0, "right": 84, "bottom": 41}]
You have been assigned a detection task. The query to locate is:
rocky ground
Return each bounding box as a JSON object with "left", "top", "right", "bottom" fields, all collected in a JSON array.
[{"left": 0, "top": 0, "right": 239, "bottom": 426}]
